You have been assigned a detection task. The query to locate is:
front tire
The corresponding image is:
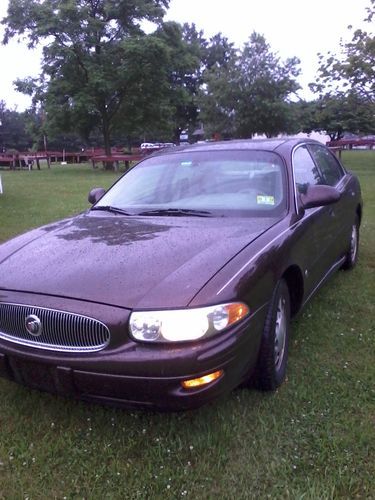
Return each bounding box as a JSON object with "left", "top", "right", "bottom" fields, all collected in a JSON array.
[
  {"left": 342, "top": 215, "right": 359, "bottom": 270},
  {"left": 256, "top": 279, "right": 291, "bottom": 391}
]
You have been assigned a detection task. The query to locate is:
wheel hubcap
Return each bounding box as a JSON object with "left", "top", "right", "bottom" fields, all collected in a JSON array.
[
  {"left": 350, "top": 224, "right": 358, "bottom": 262},
  {"left": 274, "top": 296, "right": 287, "bottom": 369}
]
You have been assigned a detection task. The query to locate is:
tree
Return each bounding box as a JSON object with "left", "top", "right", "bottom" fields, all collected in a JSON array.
[
  {"left": 0, "top": 101, "right": 32, "bottom": 151},
  {"left": 44, "top": 32, "right": 174, "bottom": 147},
  {"left": 146, "top": 23, "right": 237, "bottom": 142},
  {"left": 198, "top": 54, "right": 238, "bottom": 138},
  {"left": 308, "top": 1, "right": 375, "bottom": 139},
  {"left": 203, "top": 32, "right": 235, "bottom": 72},
  {"left": 151, "top": 22, "right": 204, "bottom": 142},
  {"left": 312, "top": 0, "right": 375, "bottom": 104},
  {"left": 298, "top": 93, "right": 375, "bottom": 141},
  {"left": 199, "top": 32, "right": 300, "bottom": 139},
  {"left": 2, "top": 0, "right": 170, "bottom": 157}
]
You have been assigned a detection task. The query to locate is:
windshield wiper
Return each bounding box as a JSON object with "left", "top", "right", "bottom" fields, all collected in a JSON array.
[
  {"left": 137, "top": 208, "right": 213, "bottom": 217},
  {"left": 91, "top": 205, "right": 132, "bottom": 216}
]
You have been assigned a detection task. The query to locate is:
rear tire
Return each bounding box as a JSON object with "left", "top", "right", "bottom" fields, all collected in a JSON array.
[
  {"left": 342, "top": 215, "right": 359, "bottom": 270},
  {"left": 256, "top": 279, "right": 291, "bottom": 391}
]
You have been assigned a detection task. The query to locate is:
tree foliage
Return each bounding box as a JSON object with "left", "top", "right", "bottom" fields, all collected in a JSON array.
[
  {"left": 312, "top": 0, "right": 375, "bottom": 104},
  {"left": 152, "top": 24, "right": 237, "bottom": 141},
  {"left": 3, "top": 1, "right": 372, "bottom": 150},
  {"left": 199, "top": 32, "right": 300, "bottom": 138},
  {"left": 152, "top": 22, "right": 203, "bottom": 141},
  {"left": 308, "top": 1, "right": 375, "bottom": 139},
  {"left": 297, "top": 93, "right": 375, "bottom": 141},
  {"left": 2, "top": 0, "right": 171, "bottom": 155},
  {"left": 0, "top": 101, "right": 32, "bottom": 152}
]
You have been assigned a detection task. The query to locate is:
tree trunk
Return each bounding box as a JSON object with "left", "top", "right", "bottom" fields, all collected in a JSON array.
[
  {"left": 103, "top": 123, "right": 111, "bottom": 156},
  {"left": 102, "top": 114, "right": 113, "bottom": 170},
  {"left": 43, "top": 133, "right": 50, "bottom": 168}
]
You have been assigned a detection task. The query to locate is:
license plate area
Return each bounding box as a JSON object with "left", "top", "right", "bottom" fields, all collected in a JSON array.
[{"left": 8, "top": 357, "right": 57, "bottom": 393}]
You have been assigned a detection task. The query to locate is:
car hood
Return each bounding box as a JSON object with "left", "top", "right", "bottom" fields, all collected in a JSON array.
[{"left": 0, "top": 212, "right": 277, "bottom": 308}]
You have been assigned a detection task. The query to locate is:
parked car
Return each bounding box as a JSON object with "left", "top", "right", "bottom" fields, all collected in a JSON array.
[
  {"left": 140, "top": 142, "right": 162, "bottom": 151},
  {"left": 0, "top": 139, "right": 362, "bottom": 410}
]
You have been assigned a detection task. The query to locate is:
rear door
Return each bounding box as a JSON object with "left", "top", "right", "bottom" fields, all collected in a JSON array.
[
  {"left": 292, "top": 144, "right": 338, "bottom": 292},
  {"left": 308, "top": 144, "right": 349, "bottom": 261}
]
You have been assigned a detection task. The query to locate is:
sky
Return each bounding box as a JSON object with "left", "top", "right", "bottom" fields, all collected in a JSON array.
[{"left": 0, "top": 0, "right": 371, "bottom": 111}]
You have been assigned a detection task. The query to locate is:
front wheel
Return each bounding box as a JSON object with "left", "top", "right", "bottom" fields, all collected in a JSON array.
[
  {"left": 342, "top": 216, "right": 359, "bottom": 270},
  {"left": 256, "top": 279, "right": 291, "bottom": 391}
]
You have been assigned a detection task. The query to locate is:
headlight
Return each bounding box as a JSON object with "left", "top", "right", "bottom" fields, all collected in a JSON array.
[{"left": 129, "top": 302, "right": 249, "bottom": 343}]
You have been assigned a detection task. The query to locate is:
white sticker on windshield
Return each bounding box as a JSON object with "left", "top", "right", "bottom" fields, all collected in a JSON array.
[{"left": 257, "top": 195, "right": 275, "bottom": 205}]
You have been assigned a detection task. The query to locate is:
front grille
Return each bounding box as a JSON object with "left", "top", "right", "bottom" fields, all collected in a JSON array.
[{"left": 0, "top": 303, "right": 110, "bottom": 352}]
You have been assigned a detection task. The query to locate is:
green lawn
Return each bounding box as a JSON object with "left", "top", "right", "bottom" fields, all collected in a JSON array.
[
  {"left": 0, "top": 163, "right": 122, "bottom": 243},
  {"left": 0, "top": 152, "right": 374, "bottom": 499}
]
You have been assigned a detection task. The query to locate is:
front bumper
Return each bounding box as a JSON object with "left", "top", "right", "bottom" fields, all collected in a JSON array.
[{"left": 0, "top": 292, "right": 266, "bottom": 410}]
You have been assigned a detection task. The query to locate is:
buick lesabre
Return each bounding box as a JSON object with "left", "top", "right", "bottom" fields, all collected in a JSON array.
[{"left": 0, "top": 138, "right": 362, "bottom": 409}]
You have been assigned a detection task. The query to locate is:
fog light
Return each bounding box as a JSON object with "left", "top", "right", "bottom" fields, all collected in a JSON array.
[{"left": 181, "top": 370, "right": 224, "bottom": 389}]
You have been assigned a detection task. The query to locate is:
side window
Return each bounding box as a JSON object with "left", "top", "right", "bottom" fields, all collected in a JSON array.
[
  {"left": 309, "top": 144, "right": 344, "bottom": 186},
  {"left": 293, "top": 145, "right": 323, "bottom": 194}
]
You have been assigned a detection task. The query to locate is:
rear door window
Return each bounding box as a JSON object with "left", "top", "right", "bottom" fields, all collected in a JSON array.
[{"left": 309, "top": 144, "right": 344, "bottom": 186}]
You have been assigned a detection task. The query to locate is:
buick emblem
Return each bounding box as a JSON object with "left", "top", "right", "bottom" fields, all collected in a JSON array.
[{"left": 25, "top": 314, "right": 43, "bottom": 337}]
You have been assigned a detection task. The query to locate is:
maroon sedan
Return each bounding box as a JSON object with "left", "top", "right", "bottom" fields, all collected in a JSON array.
[{"left": 0, "top": 139, "right": 362, "bottom": 410}]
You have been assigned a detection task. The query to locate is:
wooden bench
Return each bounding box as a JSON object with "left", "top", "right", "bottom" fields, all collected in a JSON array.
[
  {"left": 91, "top": 154, "right": 145, "bottom": 170},
  {"left": 327, "top": 139, "right": 375, "bottom": 150},
  {"left": 0, "top": 155, "right": 18, "bottom": 169}
]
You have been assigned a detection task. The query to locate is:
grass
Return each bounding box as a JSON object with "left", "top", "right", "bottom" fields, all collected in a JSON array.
[
  {"left": 0, "top": 152, "right": 374, "bottom": 499},
  {"left": 0, "top": 163, "right": 122, "bottom": 243}
]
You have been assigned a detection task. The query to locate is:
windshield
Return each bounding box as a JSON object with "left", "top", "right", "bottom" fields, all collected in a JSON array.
[{"left": 94, "top": 150, "right": 287, "bottom": 217}]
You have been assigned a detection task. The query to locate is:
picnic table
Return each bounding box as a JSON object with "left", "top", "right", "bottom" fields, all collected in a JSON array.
[
  {"left": 0, "top": 153, "right": 43, "bottom": 169},
  {"left": 0, "top": 149, "right": 149, "bottom": 170},
  {"left": 0, "top": 155, "right": 17, "bottom": 168},
  {"left": 91, "top": 154, "right": 145, "bottom": 170},
  {"left": 327, "top": 138, "right": 375, "bottom": 150}
]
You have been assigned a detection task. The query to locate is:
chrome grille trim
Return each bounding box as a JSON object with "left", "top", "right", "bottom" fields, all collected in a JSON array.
[{"left": 0, "top": 303, "right": 110, "bottom": 352}]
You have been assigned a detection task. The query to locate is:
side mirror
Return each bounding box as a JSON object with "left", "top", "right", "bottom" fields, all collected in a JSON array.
[
  {"left": 299, "top": 185, "right": 341, "bottom": 210},
  {"left": 88, "top": 187, "right": 106, "bottom": 204}
]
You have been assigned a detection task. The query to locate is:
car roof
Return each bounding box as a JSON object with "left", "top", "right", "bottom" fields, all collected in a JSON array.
[{"left": 152, "top": 137, "right": 322, "bottom": 155}]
